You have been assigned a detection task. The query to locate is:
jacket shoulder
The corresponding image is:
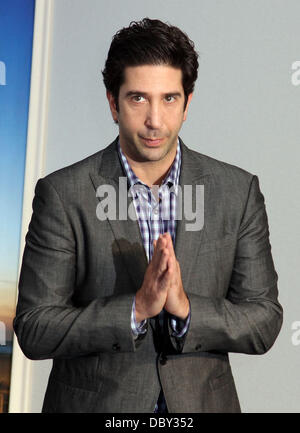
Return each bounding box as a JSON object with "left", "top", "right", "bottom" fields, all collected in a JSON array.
[
  {"left": 186, "top": 148, "right": 257, "bottom": 190},
  {"left": 188, "top": 147, "right": 254, "bottom": 181},
  {"left": 43, "top": 149, "right": 103, "bottom": 185},
  {"left": 37, "top": 138, "right": 119, "bottom": 194}
]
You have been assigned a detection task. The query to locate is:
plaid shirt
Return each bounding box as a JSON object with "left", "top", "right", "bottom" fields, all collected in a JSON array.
[{"left": 117, "top": 140, "right": 190, "bottom": 338}]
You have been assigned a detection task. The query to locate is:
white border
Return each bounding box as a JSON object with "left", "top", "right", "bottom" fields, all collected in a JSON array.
[{"left": 9, "top": 0, "right": 53, "bottom": 413}]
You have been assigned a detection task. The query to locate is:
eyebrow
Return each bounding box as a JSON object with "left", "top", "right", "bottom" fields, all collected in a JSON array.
[{"left": 125, "top": 91, "right": 182, "bottom": 98}]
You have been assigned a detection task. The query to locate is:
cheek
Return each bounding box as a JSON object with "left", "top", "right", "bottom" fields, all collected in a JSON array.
[
  {"left": 167, "top": 111, "right": 185, "bottom": 130},
  {"left": 118, "top": 116, "right": 140, "bottom": 139},
  {"left": 121, "top": 108, "right": 145, "bottom": 129}
]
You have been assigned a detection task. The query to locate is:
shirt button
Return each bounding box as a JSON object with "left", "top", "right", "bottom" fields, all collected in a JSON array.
[{"left": 112, "top": 343, "right": 121, "bottom": 352}]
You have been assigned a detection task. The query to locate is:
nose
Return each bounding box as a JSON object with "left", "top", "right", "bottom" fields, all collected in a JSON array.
[{"left": 144, "top": 102, "right": 163, "bottom": 130}]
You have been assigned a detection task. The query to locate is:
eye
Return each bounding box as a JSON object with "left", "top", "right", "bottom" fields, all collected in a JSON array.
[
  {"left": 132, "top": 95, "right": 145, "bottom": 103},
  {"left": 165, "top": 95, "right": 176, "bottom": 103}
]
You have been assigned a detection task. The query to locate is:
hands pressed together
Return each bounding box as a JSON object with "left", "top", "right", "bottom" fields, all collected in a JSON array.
[{"left": 135, "top": 232, "right": 190, "bottom": 322}]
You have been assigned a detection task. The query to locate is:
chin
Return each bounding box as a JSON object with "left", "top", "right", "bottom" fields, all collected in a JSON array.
[{"left": 140, "top": 147, "right": 169, "bottom": 162}]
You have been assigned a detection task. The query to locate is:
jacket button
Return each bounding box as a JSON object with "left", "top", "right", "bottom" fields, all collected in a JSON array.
[
  {"left": 160, "top": 355, "right": 167, "bottom": 365},
  {"left": 112, "top": 343, "right": 120, "bottom": 351},
  {"left": 195, "top": 344, "right": 202, "bottom": 351}
]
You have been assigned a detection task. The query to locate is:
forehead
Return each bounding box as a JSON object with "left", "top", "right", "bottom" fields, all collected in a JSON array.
[{"left": 121, "top": 65, "right": 184, "bottom": 93}]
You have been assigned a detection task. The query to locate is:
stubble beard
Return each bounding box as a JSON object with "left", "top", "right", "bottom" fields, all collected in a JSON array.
[{"left": 121, "top": 130, "right": 178, "bottom": 164}]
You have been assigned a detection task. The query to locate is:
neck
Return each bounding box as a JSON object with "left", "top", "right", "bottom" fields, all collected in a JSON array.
[{"left": 124, "top": 146, "right": 177, "bottom": 187}]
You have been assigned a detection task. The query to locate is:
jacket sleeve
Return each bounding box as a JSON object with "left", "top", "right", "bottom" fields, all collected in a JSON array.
[
  {"left": 178, "top": 175, "right": 283, "bottom": 355},
  {"left": 13, "top": 177, "right": 139, "bottom": 360}
]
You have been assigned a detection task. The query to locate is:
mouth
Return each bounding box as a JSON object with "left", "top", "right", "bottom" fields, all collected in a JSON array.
[{"left": 139, "top": 136, "right": 164, "bottom": 147}]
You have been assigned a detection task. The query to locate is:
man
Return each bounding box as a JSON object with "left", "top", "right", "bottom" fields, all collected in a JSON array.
[{"left": 14, "top": 18, "right": 283, "bottom": 413}]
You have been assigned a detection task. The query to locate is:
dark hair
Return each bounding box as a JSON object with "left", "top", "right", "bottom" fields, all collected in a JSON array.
[{"left": 102, "top": 18, "right": 199, "bottom": 109}]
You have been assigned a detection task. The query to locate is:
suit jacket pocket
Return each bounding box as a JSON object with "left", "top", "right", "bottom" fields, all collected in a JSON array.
[
  {"left": 51, "top": 354, "right": 103, "bottom": 392},
  {"left": 43, "top": 378, "right": 99, "bottom": 413}
]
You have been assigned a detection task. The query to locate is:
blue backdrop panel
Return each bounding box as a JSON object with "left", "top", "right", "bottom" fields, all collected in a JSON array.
[{"left": 0, "top": 0, "right": 35, "bottom": 413}]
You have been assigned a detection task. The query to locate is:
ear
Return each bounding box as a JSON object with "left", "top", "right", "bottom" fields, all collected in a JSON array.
[
  {"left": 183, "top": 93, "right": 193, "bottom": 121},
  {"left": 106, "top": 91, "right": 118, "bottom": 123}
]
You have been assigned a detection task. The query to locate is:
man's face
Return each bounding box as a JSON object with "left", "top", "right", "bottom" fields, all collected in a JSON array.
[{"left": 107, "top": 65, "right": 193, "bottom": 163}]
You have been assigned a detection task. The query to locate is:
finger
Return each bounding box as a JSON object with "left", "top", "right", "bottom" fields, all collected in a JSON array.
[
  {"left": 158, "top": 255, "right": 173, "bottom": 281},
  {"left": 157, "top": 247, "right": 169, "bottom": 275},
  {"left": 167, "top": 254, "right": 175, "bottom": 274},
  {"left": 163, "top": 232, "right": 176, "bottom": 262},
  {"left": 158, "top": 254, "right": 173, "bottom": 290},
  {"left": 153, "top": 236, "right": 166, "bottom": 252},
  {"left": 153, "top": 234, "right": 163, "bottom": 250},
  {"left": 151, "top": 236, "right": 166, "bottom": 269}
]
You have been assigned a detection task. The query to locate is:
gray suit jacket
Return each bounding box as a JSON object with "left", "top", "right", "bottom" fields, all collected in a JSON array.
[{"left": 14, "top": 138, "right": 283, "bottom": 413}]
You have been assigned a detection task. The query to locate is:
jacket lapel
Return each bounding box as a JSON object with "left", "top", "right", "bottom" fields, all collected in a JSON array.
[
  {"left": 175, "top": 140, "right": 211, "bottom": 289},
  {"left": 89, "top": 138, "right": 148, "bottom": 292}
]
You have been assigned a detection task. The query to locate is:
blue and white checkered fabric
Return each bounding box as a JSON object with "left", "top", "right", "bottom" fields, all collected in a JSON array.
[{"left": 117, "top": 140, "right": 190, "bottom": 339}]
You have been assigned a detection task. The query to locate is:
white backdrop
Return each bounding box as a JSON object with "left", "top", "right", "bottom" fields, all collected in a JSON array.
[{"left": 11, "top": 0, "right": 300, "bottom": 412}]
